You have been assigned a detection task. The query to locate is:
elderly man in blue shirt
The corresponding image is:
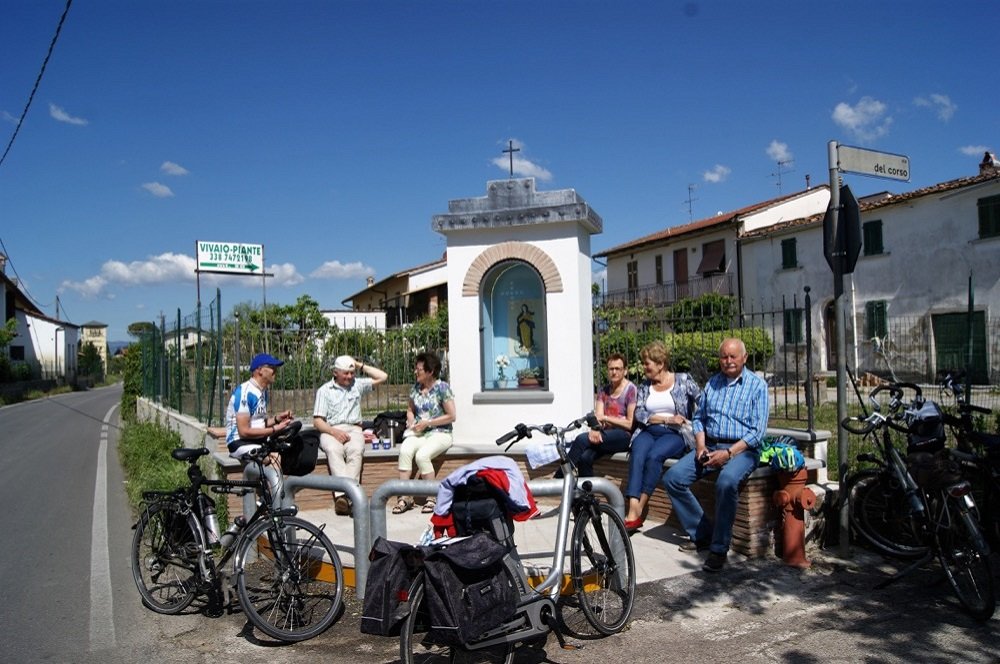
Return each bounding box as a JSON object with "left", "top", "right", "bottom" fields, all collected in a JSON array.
[{"left": 663, "top": 337, "right": 768, "bottom": 572}]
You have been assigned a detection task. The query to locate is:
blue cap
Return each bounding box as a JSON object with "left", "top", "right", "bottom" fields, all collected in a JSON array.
[{"left": 250, "top": 353, "right": 284, "bottom": 371}]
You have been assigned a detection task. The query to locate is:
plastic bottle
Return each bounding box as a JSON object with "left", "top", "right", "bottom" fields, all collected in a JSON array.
[{"left": 198, "top": 493, "right": 221, "bottom": 544}]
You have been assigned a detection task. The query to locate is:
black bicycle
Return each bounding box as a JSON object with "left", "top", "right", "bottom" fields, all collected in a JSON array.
[
  {"left": 130, "top": 421, "right": 345, "bottom": 642},
  {"left": 842, "top": 383, "right": 995, "bottom": 621},
  {"left": 399, "top": 415, "right": 636, "bottom": 664}
]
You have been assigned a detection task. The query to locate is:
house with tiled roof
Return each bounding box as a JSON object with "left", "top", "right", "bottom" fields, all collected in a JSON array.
[
  {"left": 740, "top": 153, "right": 1000, "bottom": 381},
  {"left": 340, "top": 253, "right": 447, "bottom": 328},
  {"left": 594, "top": 186, "right": 830, "bottom": 307},
  {"left": 1, "top": 254, "right": 80, "bottom": 383}
]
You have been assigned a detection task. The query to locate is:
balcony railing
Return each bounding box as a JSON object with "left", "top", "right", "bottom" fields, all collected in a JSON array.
[{"left": 598, "top": 273, "right": 735, "bottom": 308}]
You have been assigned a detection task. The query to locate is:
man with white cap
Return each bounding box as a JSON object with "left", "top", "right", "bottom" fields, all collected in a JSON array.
[
  {"left": 313, "top": 355, "right": 388, "bottom": 515},
  {"left": 225, "top": 353, "right": 295, "bottom": 504}
]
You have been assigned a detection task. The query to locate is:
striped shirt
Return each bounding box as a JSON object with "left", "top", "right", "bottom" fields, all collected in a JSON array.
[{"left": 691, "top": 366, "right": 768, "bottom": 449}]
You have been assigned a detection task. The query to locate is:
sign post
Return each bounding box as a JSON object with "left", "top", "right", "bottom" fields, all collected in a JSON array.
[{"left": 828, "top": 141, "right": 909, "bottom": 557}]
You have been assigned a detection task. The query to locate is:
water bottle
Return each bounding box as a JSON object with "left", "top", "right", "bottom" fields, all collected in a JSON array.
[
  {"left": 218, "top": 516, "right": 245, "bottom": 550},
  {"left": 197, "top": 493, "right": 221, "bottom": 545}
]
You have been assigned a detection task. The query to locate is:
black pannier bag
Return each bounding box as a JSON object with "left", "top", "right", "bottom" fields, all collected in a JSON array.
[
  {"left": 361, "top": 537, "right": 423, "bottom": 636},
  {"left": 279, "top": 428, "right": 321, "bottom": 476},
  {"left": 373, "top": 410, "right": 408, "bottom": 446},
  {"left": 421, "top": 532, "right": 517, "bottom": 646},
  {"left": 904, "top": 400, "right": 946, "bottom": 454}
]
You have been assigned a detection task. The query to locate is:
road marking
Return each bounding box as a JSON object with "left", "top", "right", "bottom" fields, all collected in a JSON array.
[{"left": 89, "top": 404, "right": 118, "bottom": 651}]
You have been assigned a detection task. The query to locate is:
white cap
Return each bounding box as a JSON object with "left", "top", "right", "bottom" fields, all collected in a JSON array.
[{"left": 333, "top": 355, "right": 355, "bottom": 371}]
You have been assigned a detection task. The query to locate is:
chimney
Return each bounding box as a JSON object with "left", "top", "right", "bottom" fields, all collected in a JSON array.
[
  {"left": 366, "top": 276, "right": 375, "bottom": 287},
  {"left": 980, "top": 151, "right": 1000, "bottom": 176}
]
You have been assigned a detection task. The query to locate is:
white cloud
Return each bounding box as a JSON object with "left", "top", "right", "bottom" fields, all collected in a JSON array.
[
  {"left": 160, "top": 161, "right": 189, "bottom": 176},
  {"left": 490, "top": 139, "right": 553, "bottom": 181},
  {"left": 48, "top": 103, "right": 88, "bottom": 126},
  {"left": 766, "top": 140, "right": 793, "bottom": 163},
  {"left": 59, "top": 252, "right": 196, "bottom": 298},
  {"left": 141, "top": 182, "right": 174, "bottom": 198},
  {"left": 914, "top": 93, "right": 957, "bottom": 122},
  {"left": 2, "top": 111, "right": 17, "bottom": 124},
  {"left": 703, "top": 164, "right": 731, "bottom": 183},
  {"left": 268, "top": 262, "right": 305, "bottom": 286},
  {"left": 310, "top": 260, "right": 375, "bottom": 280},
  {"left": 832, "top": 96, "right": 892, "bottom": 143},
  {"left": 959, "top": 145, "right": 991, "bottom": 156}
]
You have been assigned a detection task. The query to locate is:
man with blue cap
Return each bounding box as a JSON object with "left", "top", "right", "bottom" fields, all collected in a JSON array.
[{"left": 225, "top": 353, "right": 295, "bottom": 503}]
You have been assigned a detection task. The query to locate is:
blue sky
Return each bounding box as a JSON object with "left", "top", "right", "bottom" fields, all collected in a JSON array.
[{"left": 1, "top": 0, "right": 996, "bottom": 342}]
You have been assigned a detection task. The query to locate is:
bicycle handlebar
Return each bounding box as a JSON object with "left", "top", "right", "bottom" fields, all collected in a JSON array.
[{"left": 495, "top": 414, "right": 599, "bottom": 447}]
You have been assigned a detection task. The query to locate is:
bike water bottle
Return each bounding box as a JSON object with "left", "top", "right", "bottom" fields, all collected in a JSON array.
[
  {"left": 218, "top": 516, "right": 245, "bottom": 550},
  {"left": 197, "top": 493, "right": 221, "bottom": 545}
]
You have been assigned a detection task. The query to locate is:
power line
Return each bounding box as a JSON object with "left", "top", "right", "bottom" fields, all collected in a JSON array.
[{"left": 0, "top": 0, "right": 74, "bottom": 170}]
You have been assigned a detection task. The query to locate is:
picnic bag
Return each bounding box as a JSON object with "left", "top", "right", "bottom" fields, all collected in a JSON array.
[
  {"left": 360, "top": 537, "right": 423, "bottom": 636},
  {"left": 422, "top": 532, "right": 517, "bottom": 646}
]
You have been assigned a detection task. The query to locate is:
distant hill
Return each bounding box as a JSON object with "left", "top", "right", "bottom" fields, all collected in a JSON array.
[{"left": 109, "top": 341, "right": 131, "bottom": 355}]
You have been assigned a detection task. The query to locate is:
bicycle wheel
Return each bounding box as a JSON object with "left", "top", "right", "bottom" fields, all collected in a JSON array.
[
  {"left": 848, "top": 470, "right": 930, "bottom": 559},
  {"left": 937, "top": 501, "right": 996, "bottom": 621},
  {"left": 235, "top": 515, "right": 344, "bottom": 642},
  {"left": 570, "top": 502, "right": 636, "bottom": 635},
  {"left": 400, "top": 577, "right": 514, "bottom": 664},
  {"left": 130, "top": 500, "right": 200, "bottom": 615}
]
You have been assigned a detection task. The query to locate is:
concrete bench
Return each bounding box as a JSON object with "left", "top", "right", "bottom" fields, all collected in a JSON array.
[{"left": 213, "top": 426, "right": 829, "bottom": 559}]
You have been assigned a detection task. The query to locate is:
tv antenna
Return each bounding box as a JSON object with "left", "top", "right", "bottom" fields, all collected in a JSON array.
[
  {"left": 683, "top": 183, "right": 698, "bottom": 221},
  {"left": 771, "top": 159, "right": 795, "bottom": 194}
]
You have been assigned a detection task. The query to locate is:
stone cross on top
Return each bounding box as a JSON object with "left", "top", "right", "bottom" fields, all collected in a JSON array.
[{"left": 502, "top": 140, "right": 520, "bottom": 178}]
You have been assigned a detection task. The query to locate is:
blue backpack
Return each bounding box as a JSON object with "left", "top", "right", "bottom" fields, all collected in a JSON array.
[{"left": 759, "top": 435, "right": 805, "bottom": 472}]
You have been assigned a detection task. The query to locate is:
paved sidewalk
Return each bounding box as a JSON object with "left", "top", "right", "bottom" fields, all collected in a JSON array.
[{"left": 301, "top": 498, "right": 732, "bottom": 585}]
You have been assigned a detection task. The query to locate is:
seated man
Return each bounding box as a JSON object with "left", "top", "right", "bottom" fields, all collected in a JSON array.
[
  {"left": 225, "top": 353, "right": 295, "bottom": 505},
  {"left": 662, "top": 338, "right": 768, "bottom": 572},
  {"left": 313, "top": 355, "right": 388, "bottom": 515}
]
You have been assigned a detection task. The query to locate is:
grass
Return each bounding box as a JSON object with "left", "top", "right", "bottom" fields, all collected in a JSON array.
[{"left": 118, "top": 418, "right": 229, "bottom": 525}]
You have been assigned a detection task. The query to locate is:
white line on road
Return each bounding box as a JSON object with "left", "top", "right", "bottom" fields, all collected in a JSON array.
[{"left": 89, "top": 404, "right": 118, "bottom": 651}]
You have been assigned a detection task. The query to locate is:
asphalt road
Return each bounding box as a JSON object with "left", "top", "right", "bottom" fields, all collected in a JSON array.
[{"left": 2, "top": 385, "right": 998, "bottom": 663}]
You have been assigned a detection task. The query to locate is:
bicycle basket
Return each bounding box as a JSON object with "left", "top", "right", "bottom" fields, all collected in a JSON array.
[{"left": 904, "top": 400, "right": 946, "bottom": 454}]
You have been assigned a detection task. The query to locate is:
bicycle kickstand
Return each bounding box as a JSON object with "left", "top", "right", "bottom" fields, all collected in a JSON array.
[
  {"left": 873, "top": 549, "right": 934, "bottom": 590},
  {"left": 542, "top": 612, "right": 583, "bottom": 651}
]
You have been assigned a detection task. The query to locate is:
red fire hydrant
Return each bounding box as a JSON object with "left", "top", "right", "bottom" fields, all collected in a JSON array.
[{"left": 773, "top": 468, "right": 816, "bottom": 568}]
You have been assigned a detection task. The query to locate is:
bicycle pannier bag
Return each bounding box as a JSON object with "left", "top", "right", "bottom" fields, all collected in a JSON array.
[
  {"left": 360, "top": 537, "right": 423, "bottom": 636},
  {"left": 451, "top": 475, "right": 515, "bottom": 547},
  {"left": 280, "top": 428, "right": 321, "bottom": 476},
  {"left": 422, "top": 532, "right": 517, "bottom": 646},
  {"left": 905, "top": 400, "right": 946, "bottom": 454}
]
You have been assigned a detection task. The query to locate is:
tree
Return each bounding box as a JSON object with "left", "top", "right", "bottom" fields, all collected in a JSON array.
[
  {"left": 127, "top": 321, "right": 157, "bottom": 339},
  {"left": 79, "top": 342, "right": 104, "bottom": 380}
]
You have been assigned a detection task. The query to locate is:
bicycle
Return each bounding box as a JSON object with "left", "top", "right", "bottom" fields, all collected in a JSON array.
[
  {"left": 940, "top": 373, "right": 1000, "bottom": 552},
  {"left": 842, "top": 383, "right": 995, "bottom": 620},
  {"left": 399, "top": 414, "right": 636, "bottom": 664},
  {"left": 130, "top": 421, "right": 345, "bottom": 642}
]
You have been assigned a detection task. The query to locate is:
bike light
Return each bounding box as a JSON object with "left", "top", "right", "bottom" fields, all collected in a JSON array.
[
  {"left": 946, "top": 481, "right": 971, "bottom": 498},
  {"left": 396, "top": 589, "right": 410, "bottom": 602}
]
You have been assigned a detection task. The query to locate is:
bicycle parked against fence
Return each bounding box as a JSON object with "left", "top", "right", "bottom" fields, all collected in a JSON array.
[
  {"left": 842, "top": 382, "right": 995, "bottom": 620},
  {"left": 130, "top": 421, "right": 345, "bottom": 642},
  {"left": 940, "top": 373, "right": 1000, "bottom": 552},
  {"left": 399, "top": 414, "right": 637, "bottom": 663}
]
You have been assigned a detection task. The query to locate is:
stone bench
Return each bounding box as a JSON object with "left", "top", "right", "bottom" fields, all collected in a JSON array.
[{"left": 214, "top": 426, "right": 829, "bottom": 558}]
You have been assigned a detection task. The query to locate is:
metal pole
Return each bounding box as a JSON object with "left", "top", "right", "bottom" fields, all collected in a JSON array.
[{"left": 829, "top": 140, "right": 851, "bottom": 557}]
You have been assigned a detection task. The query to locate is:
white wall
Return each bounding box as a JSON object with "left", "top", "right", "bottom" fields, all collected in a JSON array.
[{"left": 444, "top": 222, "right": 595, "bottom": 447}]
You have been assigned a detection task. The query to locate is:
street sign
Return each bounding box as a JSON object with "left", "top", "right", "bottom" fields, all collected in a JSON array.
[
  {"left": 823, "top": 184, "right": 863, "bottom": 276},
  {"left": 196, "top": 241, "right": 264, "bottom": 275},
  {"left": 838, "top": 144, "right": 910, "bottom": 181}
]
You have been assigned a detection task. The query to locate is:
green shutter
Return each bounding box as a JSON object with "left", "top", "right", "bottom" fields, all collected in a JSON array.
[
  {"left": 978, "top": 195, "right": 1000, "bottom": 239},
  {"left": 864, "top": 301, "right": 888, "bottom": 338},
  {"left": 863, "top": 220, "right": 884, "bottom": 256},
  {"left": 780, "top": 238, "right": 797, "bottom": 269}
]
